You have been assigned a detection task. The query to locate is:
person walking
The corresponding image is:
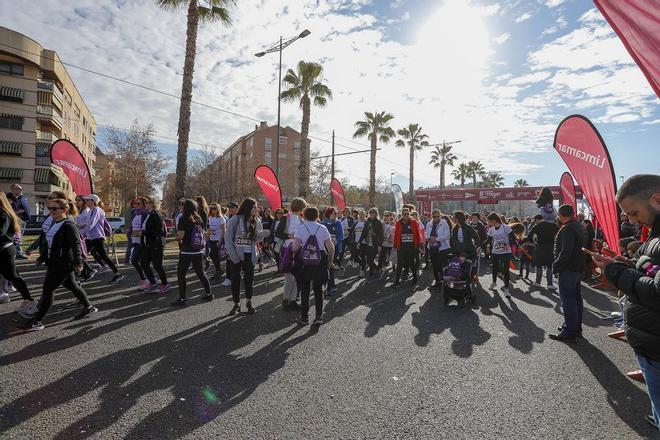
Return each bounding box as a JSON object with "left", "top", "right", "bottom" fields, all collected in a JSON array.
[
  {"left": 528, "top": 214, "right": 560, "bottom": 290},
  {"left": 339, "top": 208, "right": 354, "bottom": 268},
  {"left": 130, "top": 197, "right": 150, "bottom": 291},
  {"left": 592, "top": 174, "right": 660, "bottom": 430},
  {"left": 549, "top": 204, "right": 587, "bottom": 343},
  {"left": 275, "top": 197, "right": 306, "bottom": 311},
  {"left": 6, "top": 183, "right": 30, "bottom": 259},
  {"left": 292, "top": 207, "right": 335, "bottom": 326},
  {"left": 486, "top": 213, "right": 513, "bottom": 297},
  {"left": 426, "top": 209, "right": 451, "bottom": 289},
  {"left": 393, "top": 207, "right": 422, "bottom": 287},
  {"left": 451, "top": 211, "right": 479, "bottom": 260},
  {"left": 351, "top": 210, "right": 366, "bottom": 274},
  {"left": 377, "top": 211, "right": 395, "bottom": 275},
  {"left": 140, "top": 197, "right": 170, "bottom": 294},
  {"left": 79, "top": 195, "right": 125, "bottom": 285},
  {"left": 0, "top": 193, "right": 33, "bottom": 310},
  {"left": 321, "top": 207, "right": 343, "bottom": 295},
  {"left": 17, "top": 198, "right": 97, "bottom": 331},
  {"left": 220, "top": 201, "right": 239, "bottom": 287},
  {"left": 225, "top": 198, "right": 264, "bottom": 315},
  {"left": 358, "top": 208, "right": 384, "bottom": 284},
  {"left": 122, "top": 198, "right": 136, "bottom": 265},
  {"left": 171, "top": 199, "right": 213, "bottom": 306},
  {"left": 206, "top": 203, "right": 227, "bottom": 280}
]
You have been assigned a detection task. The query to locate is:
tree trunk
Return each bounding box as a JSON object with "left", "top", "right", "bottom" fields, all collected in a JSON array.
[
  {"left": 440, "top": 160, "right": 445, "bottom": 188},
  {"left": 298, "top": 95, "right": 311, "bottom": 198},
  {"left": 368, "top": 135, "right": 377, "bottom": 207},
  {"left": 460, "top": 178, "right": 465, "bottom": 210},
  {"left": 174, "top": 0, "right": 199, "bottom": 205},
  {"left": 408, "top": 146, "right": 414, "bottom": 202}
]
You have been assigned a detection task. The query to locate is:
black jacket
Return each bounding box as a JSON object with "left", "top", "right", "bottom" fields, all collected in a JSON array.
[
  {"left": 358, "top": 217, "right": 383, "bottom": 248},
  {"left": 529, "top": 221, "right": 560, "bottom": 246},
  {"left": 552, "top": 220, "right": 586, "bottom": 274},
  {"left": 38, "top": 219, "right": 83, "bottom": 270},
  {"left": 143, "top": 210, "right": 166, "bottom": 248},
  {"left": 0, "top": 210, "right": 17, "bottom": 248},
  {"left": 606, "top": 215, "right": 660, "bottom": 361},
  {"left": 450, "top": 223, "right": 478, "bottom": 259}
]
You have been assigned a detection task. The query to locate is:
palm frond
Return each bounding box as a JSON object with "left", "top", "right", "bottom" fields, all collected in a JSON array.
[
  {"left": 313, "top": 96, "right": 327, "bottom": 107},
  {"left": 395, "top": 139, "right": 406, "bottom": 148},
  {"left": 155, "top": 0, "right": 188, "bottom": 11},
  {"left": 280, "top": 87, "right": 302, "bottom": 102}
]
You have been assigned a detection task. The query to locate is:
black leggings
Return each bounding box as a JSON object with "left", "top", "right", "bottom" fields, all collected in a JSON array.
[
  {"left": 34, "top": 268, "right": 91, "bottom": 321},
  {"left": 364, "top": 245, "right": 378, "bottom": 275},
  {"left": 300, "top": 278, "right": 324, "bottom": 319},
  {"left": 429, "top": 249, "right": 449, "bottom": 284},
  {"left": 177, "top": 253, "right": 210, "bottom": 300},
  {"left": 395, "top": 247, "right": 417, "bottom": 282},
  {"left": 377, "top": 246, "right": 392, "bottom": 270},
  {"left": 140, "top": 245, "right": 168, "bottom": 285},
  {"left": 87, "top": 238, "right": 118, "bottom": 273},
  {"left": 130, "top": 244, "right": 145, "bottom": 279},
  {"left": 492, "top": 253, "right": 511, "bottom": 286},
  {"left": 230, "top": 254, "right": 255, "bottom": 303},
  {"left": 0, "top": 246, "right": 32, "bottom": 301},
  {"left": 208, "top": 240, "right": 224, "bottom": 272}
]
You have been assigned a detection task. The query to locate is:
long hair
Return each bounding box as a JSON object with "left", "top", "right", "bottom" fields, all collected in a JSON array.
[
  {"left": 195, "top": 195, "right": 209, "bottom": 216},
  {"left": 237, "top": 198, "right": 257, "bottom": 239},
  {"left": 535, "top": 187, "right": 553, "bottom": 207},
  {"left": 183, "top": 199, "right": 201, "bottom": 224},
  {"left": 487, "top": 212, "right": 502, "bottom": 224},
  {"left": 67, "top": 199, "right": 79, "bottom": 217},
  {"left": 453, "top": 211, "right": 466, "bottom": 226},
  {"left": 0, "top": 193, "right": 21, "bottom": 233}
]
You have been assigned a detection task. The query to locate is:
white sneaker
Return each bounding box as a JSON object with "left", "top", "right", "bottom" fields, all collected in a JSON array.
[
  {"left": 547, "top": 284, "right": 557, "bottom": 290},
  {"left": 0, "top": 292, "right": 10, "bottom": 304},
  {"left": 532, "top": 282, "right": 543, "bottom": 288},
  {"left": 4, "top": 282, "right": 16, "bottom": 293},
  {"left": 221, "top": 278, "right": 231, "bottom": 287},
  {"left": 502, "top": 287, "right": 511, "bottom": 298},
  {"left": 489, "top": 281, "right": 497, "bottom": 290}
]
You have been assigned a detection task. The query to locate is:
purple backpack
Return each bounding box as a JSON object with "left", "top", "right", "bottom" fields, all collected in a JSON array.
[
  {"left": 278, "top": 243, "right": 294, "bottom": 273},
  {"left": 301, "top": 224, "right": 322, "bottom": 267},
  {"left": 188, "top": 222, "right": 206, "bottom": 251},
  {"left": 444, "top": 257, "right": 467, "bottom": 279}
]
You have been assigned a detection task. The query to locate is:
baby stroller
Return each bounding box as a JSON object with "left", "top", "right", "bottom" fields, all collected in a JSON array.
[{"left": 442, "top": 251, "right": 480, "bottom": 307}]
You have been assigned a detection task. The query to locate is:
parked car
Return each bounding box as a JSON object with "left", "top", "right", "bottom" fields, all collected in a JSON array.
[
  {"left": 23, "top": 214, "right": 48, "bottom": 236},
  {"left": 164, "top": 218, "right": 176, "bottom": 235},
  {"left": 107, "top": 217, "right": 125, "bottom": 233}
]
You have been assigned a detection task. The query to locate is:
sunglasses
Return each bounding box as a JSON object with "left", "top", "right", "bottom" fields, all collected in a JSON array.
[
  {"left": 47, "top": 206, "right": 63, "bottom": 211},
  {"left": 402, "top": 213, "right": 410, "bottom": 216}
]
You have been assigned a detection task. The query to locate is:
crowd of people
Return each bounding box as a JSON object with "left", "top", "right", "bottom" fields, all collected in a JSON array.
[{"left": 0, "top": 175, "right": 658, "bottom": 431}]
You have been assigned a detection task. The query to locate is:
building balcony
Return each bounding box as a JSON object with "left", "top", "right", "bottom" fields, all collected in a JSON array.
[
  {"left": 36, "top": 105, "right": 63, "bottom": 130},
  {"left": 37, "top": 80, "right": 64, "bottom": 112},
  {"left": 36, "top": 130, "right": 58, "bottom": 143},
  {"left": 35, "top": 156, "right": 50, "bottom": 166}
]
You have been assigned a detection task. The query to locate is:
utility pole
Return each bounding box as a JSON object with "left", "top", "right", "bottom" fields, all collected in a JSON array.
[{"left": 330, "top": 130, "right": 335, "bottom": 206}]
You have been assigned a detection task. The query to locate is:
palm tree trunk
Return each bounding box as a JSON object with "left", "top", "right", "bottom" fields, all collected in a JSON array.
[
  {"left": 408, "top": 146, "right": 414, "bottom": 202},
  {"left": 298, "top": 96, "right": 311, "bottom": 198},
  {"left": 369, "top": 135, "right": 377, "bottom": 207},
  {"left": 174, "top": 0, "right": 199, "bottom": 204},
  {"left": 440, "top": 160, "right": 445, "bottom": 189},
  {"left": 460, "top": 178, "right": 465, "bottom": 210}
]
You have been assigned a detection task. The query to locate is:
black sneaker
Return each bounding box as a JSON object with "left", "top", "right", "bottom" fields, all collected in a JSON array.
[
  {"left": 297, "top": 316, "right": 309, "bottom": 325},
  {"left": 17, "top": 320, "right": 44, "bottom": 332},
  {"left": 287, "top": 302, "right": 302, "bottom": 311},
  {"left": 203, "top": 293, "right": 214, "bottom": 302},
  {"left": 109, "top": 273, "right": 126, "bottom": 285},
  {"left": 645, "top": 415, "right": 658, "bottom": 429},
  {"left": 548, "top": 333, "right": 577, "bottom": 343},
  {"left": 246, "top": 303, "right": 256, "bottom": 314},
  {"left": 81, "top": 269, "right": 97, "bottom": 282},
  {"left": 229, "top": 304, "right": 241, "bottom": 315},
  {"left": 171, "top": 298, "right": 187, "bottom": 307},
  {"left": 74, "top": 306, "right": 98, "bottom": 320}
]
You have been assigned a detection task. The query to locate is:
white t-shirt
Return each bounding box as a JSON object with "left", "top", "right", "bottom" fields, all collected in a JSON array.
[
  {"left": 382, "top": 222, "right": 394, "bottom": 248},
  {"left": 46, "top": 218, "right": 66, "bottom": 249},
  {"left": 353, "top": 220, "right": 365, "bottom": 241},
  {"left": 340, "top": 218, "right": 351, "bottom": 239},
  {"left": 207, "top": 215, "right": 226, "bottom": 242},
  {"left": 294, "top": 221, "right": 332, "bottom": 252},
  {"left": 285, "top": 214, "right": 303, "bottom": 246},
  {"left": 488, "top": 224, "right": 513, "bottom": 254},
  {"left": 234, "top": 219, "right": 254, "bottom": 254},
  {"left": 131, "top": 213, "right": 144, "bottom": 244}
]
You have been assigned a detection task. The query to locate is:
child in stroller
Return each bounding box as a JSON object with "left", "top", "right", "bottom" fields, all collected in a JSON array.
[{"left": 442, "top": 250, "right": 479, "bottom": 307}]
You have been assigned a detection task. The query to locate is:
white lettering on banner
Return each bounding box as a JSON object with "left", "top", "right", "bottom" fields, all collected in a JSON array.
[
  {"left": 464, "top": 192, "right": 475, "bottom": 198},
  {"left": 52, "top": 159, "right": 88, "bottom": 178},
  {"left": 331, "top": 187, "right": 344, "bottom": 201},
  {"left": 561, "top": 183, "right": 575, "bottom": 202},
  {"left": 556, "top": 143, "right": 606, "bottom": 169},
  {"left": 256, "top": 174, "right": 279, "bottom": 192}
]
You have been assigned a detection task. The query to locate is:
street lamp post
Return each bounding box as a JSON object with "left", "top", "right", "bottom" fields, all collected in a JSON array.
[
  {"left": 390, "top": 172, "right": 395, "bottom": 212},
  {"left": 255, "top": 29, "right": 311, "bottom": 177}
]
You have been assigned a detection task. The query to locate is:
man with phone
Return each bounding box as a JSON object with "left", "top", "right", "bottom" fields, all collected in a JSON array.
[
  {"left": 548, "top": 204, "right": 587, "bottom": 343},
  {"left": 592, "top": 174, "right": 660, "bottom": 431}
]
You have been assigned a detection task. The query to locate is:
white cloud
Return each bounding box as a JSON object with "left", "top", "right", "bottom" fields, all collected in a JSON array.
[
  {"left": 514, "top": 12, "right": 532, "bottom": 23},
  {"left": 493, "top": 32, "right": 510, "bottom": 44},
  {"left": 642, "top": 119, "right": 660, "bottom": 125},
  {"left": 390, "top": 0, "right": 404, "bottom": 8},
  {"left": 508, "top": 71, "right": 553, "bottom": 85},
  {"left": 545, "top": 0, "right": 566, "bottom": 8},
  {"left": 477, "top": 3, "right": 501, "bottom": 16}
]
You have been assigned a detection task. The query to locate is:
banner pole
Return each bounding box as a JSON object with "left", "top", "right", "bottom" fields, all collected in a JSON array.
[{"left": 330, "top": 130, "right": 335, "bottom": 206}]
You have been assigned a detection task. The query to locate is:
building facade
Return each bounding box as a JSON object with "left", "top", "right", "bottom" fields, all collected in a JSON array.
[
  {"left": 93, "top": 148, "right": 122, "bottom": 215},
  {"left": 0, "top": 27, "right": 97, "bottom": 214},
  {"left": 191, "top": 122, "right": 304, "bottom": 205}
]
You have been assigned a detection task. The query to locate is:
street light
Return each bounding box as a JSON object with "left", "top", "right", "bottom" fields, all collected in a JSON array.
[
  {"left": 254, "top": 29, "right": 311, "bottom": 177},
  {"left": 390, "top": 172, "right": 395, "bottom": 212}
]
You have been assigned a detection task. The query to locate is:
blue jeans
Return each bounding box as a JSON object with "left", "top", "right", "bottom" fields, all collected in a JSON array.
[
  {"left": 636, "top": 353, "right": 660, "bottom": 430},
  {"left": 535, "top": 265, "right": 553, "bottom": 285},
  {"left": 558, "top": 271, "right": 583, "bottom": 337}
]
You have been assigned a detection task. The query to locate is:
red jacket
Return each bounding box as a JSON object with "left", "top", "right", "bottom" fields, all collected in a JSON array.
[{"left": 394, "top": 219, "right": 422, "bottom": 249}]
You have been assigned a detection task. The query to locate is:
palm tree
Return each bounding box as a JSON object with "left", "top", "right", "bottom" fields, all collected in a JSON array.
[
  {"left": 513, "top": 178, "right": 529, "bottom": 187},
  {"left": 395, "top": 123, "right": 429, "bottom": 201},
  {"left": 451, "top": 162, "right": 470, "bottom": 210},
  {"left": 483, "top": 171, "right": 505, "bottom": 188},
  {"left": 467, "top": 160, "right": 486, "bottom": 188},
  {"left": 156, "top": 0, "right": 233, "bottom": 203},
  {"left": 429, "top": 144, "right": 457, "bottom": 189},
  {"left": 280, "top": 61, "right": 332, "bottom": 198},
  {"left": 353, "top": 112, "right": 395, "bottom": 207}
]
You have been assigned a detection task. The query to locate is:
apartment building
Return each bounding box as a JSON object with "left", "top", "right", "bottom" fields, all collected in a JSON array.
[
  {"left": 192, "top": 122, "right": 305, "bottom": 205},
  {"left": 0, "top": 27, "right": 97, "bottom": 214}
]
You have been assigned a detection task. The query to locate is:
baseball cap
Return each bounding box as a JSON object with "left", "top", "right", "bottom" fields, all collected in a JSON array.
[
  {"left": 227, "top": 202, "right": 238, "bottom": 208},
  {"left": 83, "top": 194, "right": 101, "bottom": 203}
]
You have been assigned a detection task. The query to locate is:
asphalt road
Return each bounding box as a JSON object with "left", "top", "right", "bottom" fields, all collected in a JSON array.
[{"left": 1, "top": 245, "right": 657, "bottom": 439}]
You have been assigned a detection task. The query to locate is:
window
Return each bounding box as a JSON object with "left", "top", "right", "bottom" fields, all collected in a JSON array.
[
  {"left": 64, "top": 89, "right": 73, "bottom": 105},
  {"left": 247, "top": 137, "right": 253, "bottom": 147},
  {"left": 265, "top": 151, "right": 272, "bottom": 165},
  {"left": 82, "top": 116, "right": 87, "bottom": 128},
  {"left": 265, "top": 137, "right": 272, "bottom": 151},
  {"left": 36, "top": 143, "right": 50, "bottom": 157},
  {"left": 279, "top": 152, "right": 287, "bottom": 159},
  {"left": 294, "top": 141, "right": 301, "bottom": 151},
  {"left": 0, "top": 61, "right": 24, "bottom": 76},
  {"left": 279, "top": 136, "right": 288, "bottom": 145},
  {"left": 74, "top": 104, "right": 80, "bottom": 118},
  {"left": 0, "top": 115, "right": 23, "bottom": 130}
]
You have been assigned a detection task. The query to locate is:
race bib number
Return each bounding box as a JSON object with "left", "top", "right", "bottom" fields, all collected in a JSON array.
[
  {"left": 235, "top": 235, "right": 253, "bottom": 246},
  {"left": 494, "top": 240, "right": 510, "bottom": 252},
  {"left": 401, "top": 233, "right": 414, "bottom": 243}
]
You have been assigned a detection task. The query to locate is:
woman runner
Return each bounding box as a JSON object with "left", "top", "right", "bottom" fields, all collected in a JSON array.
[
  {"left": 206, "top": 202, "right": 227, "bottom": 280},
  {"left": 486, "top": 213, "right": 513, "bottom": 297},
  {"left": 140, "top": 197, "right": 170, "bottom": 294},
  {"left": 0, "top": 193, "right": 33, "bottom": 311}
]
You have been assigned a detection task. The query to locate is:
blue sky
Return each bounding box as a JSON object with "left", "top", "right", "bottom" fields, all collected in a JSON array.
[{"left": 3, "top": 0, "right": 658, "bottom": 191}]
